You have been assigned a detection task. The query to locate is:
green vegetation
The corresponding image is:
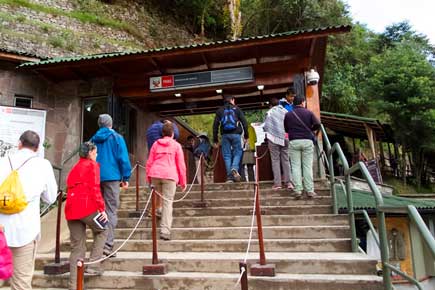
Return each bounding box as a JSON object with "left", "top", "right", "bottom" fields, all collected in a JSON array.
[{"left": 0, "top": 0, "right": 143, "bottom": 39}]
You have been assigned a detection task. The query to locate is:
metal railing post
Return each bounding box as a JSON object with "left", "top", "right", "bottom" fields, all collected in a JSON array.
[
  {"left": 378, "top": 209, "right": 392, "bottom": 290},
  {"left": 328, "top": 153, "right": 337, "bottom": 214},
  {"left": 135, "top": 162, "right": 140, "bottom": 212},
  {"left": 200, "top": 155, "right": 204, "bottom": 204},
  {"left": 151, "top": 188, "right": 158, "bottom": 265},
  {"left": 76, "top": 259, "right": 84, "bottom": 290},
  {"left": 345, "top": 174, "right": 358, "bottom": 252},
  {"left": 55, "top": 190, "right": 63, "bottom": 264},
  {"left": 239, "top": 262, "right": 248, "bottom": 290}
]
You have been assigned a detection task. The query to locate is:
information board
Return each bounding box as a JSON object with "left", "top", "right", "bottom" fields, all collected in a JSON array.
[{"left": 0, "top": 106, "right": 47, "bottom": 158}]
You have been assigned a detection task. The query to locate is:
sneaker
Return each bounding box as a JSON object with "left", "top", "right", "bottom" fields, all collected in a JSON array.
[
  {"left": 85, "top": 268, "right": 104, "bottom": 276},
  {"left": 160, "top": 233, "right": 171, "bottom": 241},
  {"left": 272, "top": 185, "right": 282, "bottom": 190},
  {"left": 287, "top": 182, "right": 294, "bottom": 190},
  {"left": 225, "top": 179, "right": 234, "bottom": 183},
  {"left": 306, "top": 191, "right": 318, "bottom": 198},
  {"left": 231, "top": 169, "right": 241, "bottom": 182},
  {"left": 294, "top": 192, "right": 302, "bottom": 200}
]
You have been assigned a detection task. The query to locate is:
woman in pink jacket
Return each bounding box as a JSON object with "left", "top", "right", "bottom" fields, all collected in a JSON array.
[{"left": 146, "top": 121, "right": 187, "bottom": 240}]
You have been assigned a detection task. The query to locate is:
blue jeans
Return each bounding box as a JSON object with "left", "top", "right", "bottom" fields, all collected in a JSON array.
[{"left": 221, "top": 134, "right": 243, "bottom": 179}]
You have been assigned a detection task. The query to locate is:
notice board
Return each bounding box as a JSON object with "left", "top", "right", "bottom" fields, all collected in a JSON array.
[{"left": 0, "top": 106, "right": 47, "bottom": 158}]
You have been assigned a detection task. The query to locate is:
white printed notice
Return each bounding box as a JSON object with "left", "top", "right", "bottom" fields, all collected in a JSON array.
[{"left": 0, "top": 106, "right": 47, "bottom": 158}]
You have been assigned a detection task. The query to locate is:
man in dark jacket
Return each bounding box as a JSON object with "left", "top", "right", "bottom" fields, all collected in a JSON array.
[
  {"left": 91, "top": 114, "right": 131, "bottom": 257},
  {"left": 284, "top": 96, "right": 320, "bottom": 199},
  {"left": 146, "top": 119, "right": 180, "bottom": 151},
  {"left": 213, "top": 96, "right": 249, "bottom": 182}
]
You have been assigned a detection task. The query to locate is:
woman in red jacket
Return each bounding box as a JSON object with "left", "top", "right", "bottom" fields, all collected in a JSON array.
[
  {"left": 65, "top": 142, "right": 108, "bottom": 290},
  {"left": 146, "top": 122, "right": 187, "bottom": 241}
]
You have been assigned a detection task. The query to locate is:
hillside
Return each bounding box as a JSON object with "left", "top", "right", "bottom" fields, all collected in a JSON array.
[{"left": 0, "top": 0, "right": 202, "bottom": 58}]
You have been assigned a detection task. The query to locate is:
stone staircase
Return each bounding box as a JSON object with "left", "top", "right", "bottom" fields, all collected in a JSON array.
[{"left": 28, "top": 181, "right": 383, "bottom": 289}]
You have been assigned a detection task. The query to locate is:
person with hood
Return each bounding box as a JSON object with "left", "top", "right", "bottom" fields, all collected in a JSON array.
[
  {"left": 146, "top": 121, "right": 187, "bottom": 241},
  {"left": 90, "top": 114, "right": 131, "bottom": 257},
  {"left": 65, "top": 142, "right": 108, "bottom": 289},
  {"left": 212, "top": 96, "right": 249, "bottom": 183}
]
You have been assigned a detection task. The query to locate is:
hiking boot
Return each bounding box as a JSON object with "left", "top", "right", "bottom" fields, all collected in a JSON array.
[
  {"left": 231, "top": 169, "right": 241, "bottom": 182},
  {"left": 85, "top": 268, "right": 104, "bottom": 276},
  {"left": 160, "top": 232, "right": 171, "bottom": 241},
  {"left": 294, "top": 191, "right": 302, "bottom": 200},
  {"left": 306, "top": 191, "right": 318, "bottom": 198}
]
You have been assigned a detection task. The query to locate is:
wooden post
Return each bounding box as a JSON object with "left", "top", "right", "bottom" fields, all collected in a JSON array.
[
  {"left": 143, "top": 187, "right": 167, "bottom": 275},
  {"left": 151, "top": 188, "right": 158, "bottom": 265},
  {"left": 43, "top": 190, "right": 69, "bottom": 274},
  {"left": 76, "top": 259, "right": 84, "bottom": 290},
  {"left": 239, "top": 262, "right": 248, "bottom": 290},
  {"left": 135, "top": 162, "right": 140, "bottom": 212}
]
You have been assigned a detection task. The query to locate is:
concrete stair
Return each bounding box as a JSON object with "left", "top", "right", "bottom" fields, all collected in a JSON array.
[{"left": 30, "top": 180, "right": 383, "bottom": 289}]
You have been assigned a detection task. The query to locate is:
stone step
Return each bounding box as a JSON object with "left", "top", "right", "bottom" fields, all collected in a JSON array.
[
  {"left": 120, "top": 196, "right": 332, "bottom": 209},
  {"left": 117, "top": 205, "right": 332, "bottom": 218},
  {"left": 31, "top": 271, "right": 383, "bottom": 290},
  {"left": 35, "top": 252, "right": 378, "bottom": 275},
  {"left": 121, "top": 188, "right": 331, "bottom": 201},
  {"left": 116, "top": 214, "right": 349, "bottom": 228},
  {"left": 86, "top": 225, "right": 350, "bottom": 240},
  {"left": 60, "top": 238, "right": 351, "bottom": 252}
]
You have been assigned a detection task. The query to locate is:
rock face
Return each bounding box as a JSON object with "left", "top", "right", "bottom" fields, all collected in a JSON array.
[{"left": 0, "top": 0, "right": 201, "bottom": 58}]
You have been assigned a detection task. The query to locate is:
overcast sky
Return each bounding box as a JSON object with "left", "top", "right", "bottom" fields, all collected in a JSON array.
[{"left": 344, "top": 0, "right": 435, "bottom": 44}]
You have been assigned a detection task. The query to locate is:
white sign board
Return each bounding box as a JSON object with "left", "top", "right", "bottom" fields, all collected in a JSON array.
[{"left": 0, "top": 106, "right": 47, "bottom": 158}]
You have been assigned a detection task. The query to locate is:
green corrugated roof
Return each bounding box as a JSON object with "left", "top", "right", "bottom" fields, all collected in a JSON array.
[
  {"left": 321, "top": 111, "right": 379, "bottom": 123},
  {"left": 18, "top": 25, "right": 350, "bottom": 68},
  {"left": 336, "top": 185, "right": 435, "bottom": 211}
]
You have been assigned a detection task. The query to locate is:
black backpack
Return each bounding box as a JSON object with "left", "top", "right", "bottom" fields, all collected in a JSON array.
[{"left": 221, "top": 106, "right": 238, "bottom": 131}]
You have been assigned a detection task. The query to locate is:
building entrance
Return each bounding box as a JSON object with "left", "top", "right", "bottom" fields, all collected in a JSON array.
[{"left": 82, "top": 96, "right": 108, "bottom": 141}]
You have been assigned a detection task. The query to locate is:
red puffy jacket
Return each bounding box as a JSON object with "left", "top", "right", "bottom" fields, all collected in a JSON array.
[{"left": 65, "top": 158, "right": 105, "bottom": 220}]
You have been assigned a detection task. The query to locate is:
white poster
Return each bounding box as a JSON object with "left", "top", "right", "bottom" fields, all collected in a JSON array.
[{"left": 0, "top": 106, "right": 47, "bottom": 158}]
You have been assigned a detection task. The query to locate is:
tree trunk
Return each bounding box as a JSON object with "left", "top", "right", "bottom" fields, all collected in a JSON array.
[
  {"left": 401, "top": 147, "right": 407, "bottom": 186},
  {"left": 200, "top": 6, "right": 206, "bottom": 37}
]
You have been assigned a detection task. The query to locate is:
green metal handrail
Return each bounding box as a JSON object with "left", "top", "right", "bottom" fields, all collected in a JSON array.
[{"left": 318, "top": 124, "right": 435, "bottom": 290}]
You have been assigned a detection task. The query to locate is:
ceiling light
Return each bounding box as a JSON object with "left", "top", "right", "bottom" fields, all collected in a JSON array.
[
  {"left": 257, "top": 85, "right": 264, "bottom": 91},
  {"left": 174, "top": 93, "right": 182, "bottom": 98},
  {"left": 216, "top": 89, "right": 223, "bottom": 94}
]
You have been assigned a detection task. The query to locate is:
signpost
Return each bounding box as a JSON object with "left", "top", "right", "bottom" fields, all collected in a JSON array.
[
  {"left": 0, "top": 106, "right": 46, "bottom": 158},
  {"left": 150, "top": 67, "right": 253, "bottom": 92}
]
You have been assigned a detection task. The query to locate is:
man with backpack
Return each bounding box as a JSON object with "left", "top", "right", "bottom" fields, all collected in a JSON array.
[
  {"left": 213, "top": 96, "right": 249, "bottom": 183},
  {"left": 0, "top": 130, "right": 57, "bottom": 290}
]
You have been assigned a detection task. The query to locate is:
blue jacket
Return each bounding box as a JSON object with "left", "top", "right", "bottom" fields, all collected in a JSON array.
[
  {"left": 279, "top": 99, "right": 293, "bottom": 112},
  {"left": 146, "top": 121, "right": 180, "bottom": 150},
  {"left": 91, "top": 127, "right": 131, "bottom": 182}
]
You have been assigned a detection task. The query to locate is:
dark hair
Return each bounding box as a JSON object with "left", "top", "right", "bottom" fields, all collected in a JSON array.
[
  {"left": 286, "top": 85, "right": 295, "bottom": 96},
  {"left": 162, "top": 122, "right": 174, "bottom": 137},
  {"left": 79, "top": 141, "right": 97, "bottom": 158},
  {"left": 269, "top": 96, "right": 280, "bottom": 106},
  {"left": 293, "top": 95, "right": 305, "bottom": 106},
  {"left": 19, "top": 130, "right": 40, "bottom": 150},
  {"left": 187, "top": 135, "right": 194, "bottom": 141},
  {"left": 224, "top": 95, "right": 234, "bottom": 103}
]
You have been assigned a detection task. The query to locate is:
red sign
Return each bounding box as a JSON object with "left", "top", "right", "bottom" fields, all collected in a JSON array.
[{"left": 162, "top": 76, "right": 174, "bottom": 88}]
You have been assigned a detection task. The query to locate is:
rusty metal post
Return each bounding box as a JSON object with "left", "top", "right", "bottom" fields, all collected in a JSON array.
[
  {"left": 239, "top": 262, "right": 248, "bottom": 290},
  {"left": 151, "top": 188, "right": 158, "bottom": 265},
  {"left": 76, "top": 259, "right": 84, "bottom": 290},
  {"left": 143, "top": 187, "right": 167, "bottom": 275},
  {"left": 55, "top": 190, "right": 63, "bottom": 264},
  {"left": 250, "top": 155, "right": 275, "bottom": 277},
  {"left": 200, "top": 155, "right": 204, "bottom": 203},
  {"left": 43, "top": 190, "right": 69, "bottom": 274},
  {"left": 254, "top": 184, "right": 266, "bottom": 265},
  {"left": 135, "top": 162, "right": 140, "bottom": 212}
]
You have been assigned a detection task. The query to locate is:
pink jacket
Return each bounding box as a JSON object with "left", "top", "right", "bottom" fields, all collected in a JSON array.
[{"left": 146, "top": 137, "right": 187, "bottom": 187}]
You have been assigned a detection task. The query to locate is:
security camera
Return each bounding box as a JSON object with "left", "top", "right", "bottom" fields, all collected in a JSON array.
[{"left": 306, "top": 69, "right": 320, "bottom": 86}]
